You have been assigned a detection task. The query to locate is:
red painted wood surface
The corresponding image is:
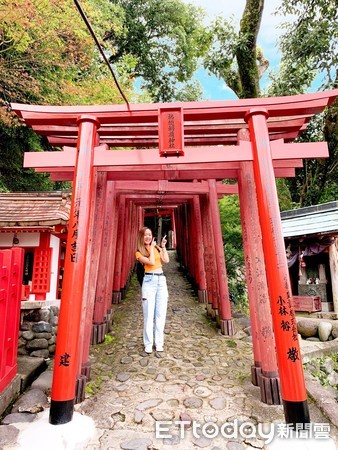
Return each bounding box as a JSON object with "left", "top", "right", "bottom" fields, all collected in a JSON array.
[
  {"left": 208, "top": 179, "right": 232, "bottom": 321},
  {"left": 79, "top": 171, "right": 107, "bottom": 373},
  {"left": 245, "top": 109, "right": 307, "bottom": 403},
  {"left": 23, "top": 141, "right": 327, "bottom": 170},
  {"left": 159, "top": 107, "right": 184, "bottom": 156},
  {"left": 0, "top": 248, "right": 24, "bottom": 393},
  {"left": 11, "top": 89, "right": 338, "bottom": 128},
  {"left": 238, "top": 157, "right": 280, "bottom": 403},
  {"left": 192, "top": 195, "right": 206, "bottom": 291},
  {"left": 51, "top": 115, "right": 99, "bottom": 403},
  {"left": 293, "top": 296, "right": 322, "bottom": 312},
  {"left": 102, "top": 182, "right": 118, "bottom": 315}
]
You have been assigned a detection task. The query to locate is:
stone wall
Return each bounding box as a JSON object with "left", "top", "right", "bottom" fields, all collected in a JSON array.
[{"left": 18, "top": 306, "right": 59, "bottom": 359}]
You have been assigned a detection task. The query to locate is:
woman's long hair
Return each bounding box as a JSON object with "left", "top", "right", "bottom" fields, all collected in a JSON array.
[{"left": 137, "top": 227, "right": 151, "bottom": 257}]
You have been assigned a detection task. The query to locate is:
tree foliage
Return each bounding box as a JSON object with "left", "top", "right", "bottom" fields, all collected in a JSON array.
[
  {"left": 106, "top": 0, "right": 210, "bottom": 101},
  {"left": 0, "top": 0, "right": 136, "bottom": 192},
  {"left": 269, "top": 0, "right": 338, "bottom": 207},
  {"left": 218, "top": 195, "right": 247, "bottom": 304},
  {"left": 204, "top": 0, "right": 267, "bottom": 98}
]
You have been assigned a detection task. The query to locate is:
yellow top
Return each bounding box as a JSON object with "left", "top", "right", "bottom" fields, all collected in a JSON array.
[{"left": 136, "top": 247, "right": 162, "bottom": 272}]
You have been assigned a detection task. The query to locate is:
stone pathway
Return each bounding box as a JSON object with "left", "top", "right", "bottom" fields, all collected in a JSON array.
[{"left": 79, "top": 251, "right": 338, "bottom": 449}]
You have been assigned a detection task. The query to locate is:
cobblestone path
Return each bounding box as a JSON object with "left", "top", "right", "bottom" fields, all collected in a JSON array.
[{"left": 81, "top": 251, "right": 338, "bottom": 450}]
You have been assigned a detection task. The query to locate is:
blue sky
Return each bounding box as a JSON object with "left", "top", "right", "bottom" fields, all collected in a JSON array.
[{"left": 186, "top": 0, "right": 286, "bottom": 100}]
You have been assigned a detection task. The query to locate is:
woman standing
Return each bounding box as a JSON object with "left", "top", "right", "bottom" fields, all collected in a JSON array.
[{"left": 136, "top": 227, "right": 169, "bottom": 354}]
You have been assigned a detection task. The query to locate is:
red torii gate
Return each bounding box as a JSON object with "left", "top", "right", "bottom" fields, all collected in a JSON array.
[{"left": 11, "top": 90, "right": 338, "bottom": 427}]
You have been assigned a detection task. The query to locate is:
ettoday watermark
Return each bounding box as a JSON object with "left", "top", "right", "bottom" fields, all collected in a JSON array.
[{"left": 155, "top": 420, "right": 331, "bottom": 444}]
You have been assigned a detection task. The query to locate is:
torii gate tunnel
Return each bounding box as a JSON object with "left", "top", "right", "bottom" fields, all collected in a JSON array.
[{"left": 12, "top": 90, "right": 338, "bottom": 426}]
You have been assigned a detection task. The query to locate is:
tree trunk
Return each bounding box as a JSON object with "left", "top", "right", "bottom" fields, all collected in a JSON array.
[{"left": 236, "top": 0, "right": 264, "bottom": 98}]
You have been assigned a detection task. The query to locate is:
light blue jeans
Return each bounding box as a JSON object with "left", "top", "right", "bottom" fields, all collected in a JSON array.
[{"left": 142, "top": 273, "right": 168, "bottom": 351}]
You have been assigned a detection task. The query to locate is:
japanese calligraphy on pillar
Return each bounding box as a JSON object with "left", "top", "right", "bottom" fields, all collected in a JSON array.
[
  {"left": 276, "top": 278, "right": 300, "bottom": 363},
  {"left": 70, "top": 199, "right": 80, "bottom": 262},
  {"left": 59, "top": 352, "right": 70, "bottom": 367},
  {"left": 158, "top": 107, "right": 184, "bottom": 157}
]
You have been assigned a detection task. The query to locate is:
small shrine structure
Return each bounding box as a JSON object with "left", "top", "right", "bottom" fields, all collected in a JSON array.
[
  {"left": 282, "top": 201, "right": 338, "bottom": 314},
  {"left": 0, "top": 191, "right": 70, "bottom": 301}
]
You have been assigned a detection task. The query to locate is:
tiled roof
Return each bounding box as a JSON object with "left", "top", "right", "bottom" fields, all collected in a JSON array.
[
  {"left": 281, "top": 201, "right": 338, "bottom": 238},
  {"left": 0, "top": 191, "right": 71, "bottom": 226}
]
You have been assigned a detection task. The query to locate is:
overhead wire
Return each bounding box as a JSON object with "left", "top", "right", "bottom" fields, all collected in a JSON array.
[{"left": 73, "top": 0, "right": 130, "bottom": 108}]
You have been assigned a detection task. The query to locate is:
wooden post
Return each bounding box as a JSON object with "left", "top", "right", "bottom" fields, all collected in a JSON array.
[
  {"left": 245, "top": 108, "right": 309, "bottom": 426},
  {"left": 238, "top": 128, "right": 281, "bottom": 404},
  {"left": 112, "top": 195, "right": 126, "bottom": 304},
  {"left": 329, "top": 238, "right": 338, "bottom": 314},
  {"left": 208, "top": 179, "right": 234, "bottom": 335},
  {"left": 49, "top": 115, "right": 99, "bottom": 425},
  {"left": 77, "top": 170, "right": 107, "bottom": 397},
  {"left": 201, "top": 194, "right": 217, "bottom": 316},
  {"left": 171, "top": 210, "right": 176, "bottom": 249},
  {"left": 192, "top": 195, "right": 207, "bottom": 302},
  {"left": 103, "top": 181, "right": 118, "bottom": 329}
]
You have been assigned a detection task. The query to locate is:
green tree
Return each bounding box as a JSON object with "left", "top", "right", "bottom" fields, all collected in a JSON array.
[
  {"left": 269, "top": 0, "right": 338, "bottom": 207},
  {"left": 204, "top": 0, "right": 267, "bottom": 99},
  {"left": 106, "top": 0, "right": 211, "bottom": 101},
  {"left": 218, "top": 195, "right": 246, "bottom": 304},
  {"left": 0, "top": 0, "right": 135, "bottom": 192}
]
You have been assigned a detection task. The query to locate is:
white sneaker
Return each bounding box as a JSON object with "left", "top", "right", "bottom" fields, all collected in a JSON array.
[
  {"left": 145, "top": 346, "right": 152, "bottom": 354},
  {"left": 156, "top": 347, "right": 163, "bottom": 352}
]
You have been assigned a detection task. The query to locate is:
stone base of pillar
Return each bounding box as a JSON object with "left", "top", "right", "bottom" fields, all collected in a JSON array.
[
  {"left": 220, "top": 319, "right": 235, "bottom": 336},
  {"left": 112, "top": 291, "right": 121, "bottom": 304},
  {"left": 81, "top": 362, "right": 92, "bottom": 380},
  {"left": 206, "top": 303, "right": 214, "bottom": 317},
  {"left": 259, "top": 371, "right": 281, "bottom": 405},
  {"left": 75, "top": 374, "right": 87, "bottom": 404},
  {"left": 120, "top": 287, "right": 126, "bottom": 300},
  {"left": 91, "top": 322, "right": 107, "bottom": 345},
  {"left": 251, "top": 364, "right": 262, "bottom": 386},
  {"left": 106, "top": 308, "right": 113, "bottom": 332},
  {"left": 211, "top": 307, "right": 218, "bottom": 320},
  {"left": 198, "top": 290, "right": 208, "bottom": 303}
]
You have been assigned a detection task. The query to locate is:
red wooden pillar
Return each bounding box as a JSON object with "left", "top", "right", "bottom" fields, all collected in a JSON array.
[
  {"left": 120, "top": 199, "right": 131, "bottom": 298},
  {"left": 206, "top": 190, "right": 221, "bottom": 319},
  {"left": 137, "top": 206, "right": 144, "bottom": 229},
  {"left": 245, "top": 109, "right": 309, "bottom": 426},
  {"left": 103, "top": 181, "right": 117, "bottom": 330},
  {"left": 238, "top": 130, "right": 281, "bottom": 404},
  {"left": 187, "top": 202, "right": 196, "bottom": 285},
  {"left": 200, "top": 195, "right": 217, "bottom": 316},
  {"left": 112, "top": 194, "right": 126, "bottom": 304},
  {"left": 174, "top": 209, "right": 180, "bottom": 258},
  {"left": 208, "top": 180, "right": 234, "bottom": 335},
  {"left": 192, "top": 195, "right": 207, "bottom": 302},
  {"left": 126, "top": 201, "right": 135, "bottom": 287},
  {"left": 82, "top": 172, "right": 107, "bottom": 350},
  {"left": 175, "top": 207, "right": 184, "bottom": 266},
  {"left": 49, "top": 115, "right": 99, "bottom": 425},
  {"left": 75, "top": 170, "right": 106, "bottom": 402},
  {"left": 176, "top": 206, "right": 183, "bottom": 266},
  {"left": 130, "top": 203, "right": 139, "bottom": 275},
  {"left": 170, "top": 210, "right": 176, "bottom": 249}
]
